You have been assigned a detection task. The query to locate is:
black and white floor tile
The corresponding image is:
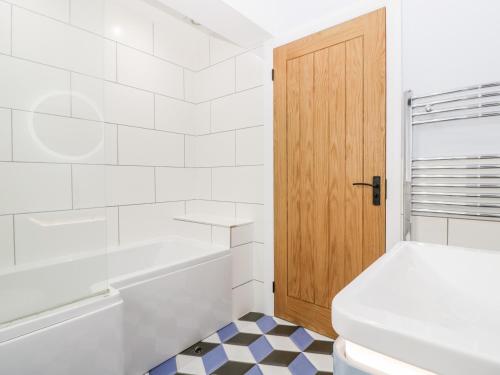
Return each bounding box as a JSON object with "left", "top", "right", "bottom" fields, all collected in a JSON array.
[{"left": 148, "top": 312, "right": 334, "bottom": 375}]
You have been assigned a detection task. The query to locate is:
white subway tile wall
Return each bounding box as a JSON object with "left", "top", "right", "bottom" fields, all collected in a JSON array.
[
  {"left": 12, "top": 8, "right": 116, "bottom": 80},
  {"left": 0, "top": 216, "right": 15, "bottom": 267},
  {"left": 0, "top": 54, "right": 71, "bottom": 115},
  {"left": 211, "top": 87, "right": 265, "bottom": 132},
  {"left": 0, "top": 0, "right": 267, "bottom": 310},
  {"left": 411, "top": 216, "right": 500, "bottom": 251},
  {"left": 8, "top": 0, "right": 69, "bottom": 22},
  {"left": 117, "top": 45, "right": 183, "bottom": 98},
  {"left": 0, "top": 2, "right": 11, "bottom": 54},
  {"left": 0, "top": 109, "right": 12, "bottom": 161}
]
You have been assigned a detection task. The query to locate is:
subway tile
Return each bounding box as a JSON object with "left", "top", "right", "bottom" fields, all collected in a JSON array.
[
  {"left": 14, "top": 207, "right": 118, "bottom": 264},
  {"left": 253, "top": 281, "right": 266, "bottom": 314},
  {"left": 235, "top": 203, "right": 264, "bottom": 243},
  {"left": 235, "top": 51, "right": 265, "bottom": 91},
  {"left": 72, "top": 165, "right": 155, "bottom": 208},
  {"left": 210, "top": 36, "right": 244, "bottom": 65},
  {"left": 104, "top": 80, "right": 154, "bottom": 127},
  {"left": 236, "top": 126, "right": 264, "bottom": 166},
  {"left": 71, "top": 73, "right": 155, "bottom": 128},
  {"left": 212, "top": 166, "right": 264, "bottom": 204},
  {"left": 448, "top": 219, "right": 500, "bottom": 251},
  {"left": 118, "top": 202, "right": 184, "bottom": 244},
  {"left": 155, "top": 95, "right": 210, "bottom": 135},
  {"left": 174, "top": 220, "right": 212, "bottom": 243},
  {"left": 186, "top": 132, "right": 235, "bottom": 167},
  {"left": 0, "top": 54, "right": 70, "bottom": 115},
  {"left": 12, "top": 8, "right": 116, "bottom": 80},
  {"left": 411, "top": 216, "right": 448, "bottom": 245},
  {"left": 0, "top": 162, "right": 72, "bottom": 215},
  {"left": 232, "top": 281, "right": 254, "bottom": 320},
  {"left": 70, "top": 73, "right": 104, "bottom": 121},
  {"left": 0, "top": 216, "right": 14, "bottom": 268},
  {"left": 118, "top": 126, "right": 184, "bottom": 166},
  {"left": 185, "top": 59, "right": 235, "bottom": 103},
  {"left": 156, "top": 167, "right": 211, "bottom": 201},
  {"left": 105, "top": 0, "right": 153, "bottom": 53},
  {"left": 231, "top": 224, "right": 253, "bottom": 247},
  {"left": 212, "top": 226, "right": 230, "bottom": 248},
  {"left": 186, "top": 200, "right": 235, "bottom": 217},
  {"left": 8, "top": 0, "right": 69, "bottom": 22},
  {"left": 211, "top": 87, "right": 264, "bottom": 132},
  {"left": 154, "top": 15, "right": 209, "bottom": 70},
  {"left": 117, "top": 45, "right": 183, "bottom": 98},
  {"left": 13, "top": 111, "right": 117, "bottom": 164},
  {"left": 0, "top": 2, "right": 11, "bottom": 54},
  {"left": 0, "top": 109, "right": 12, "bottom": 161},
  {"left": 253, "top": 242, "right": 265, "bottom": 282},
  {"left": 232, "top": 243, "right": 253, "bottom": 287},
  {"left": 70, "top": 0, "right": 104, "bottom": 35}
]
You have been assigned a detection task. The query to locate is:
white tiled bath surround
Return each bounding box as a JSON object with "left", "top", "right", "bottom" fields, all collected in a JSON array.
[{"left": 0, "top": 0, "right": 267, "bottom": 314}]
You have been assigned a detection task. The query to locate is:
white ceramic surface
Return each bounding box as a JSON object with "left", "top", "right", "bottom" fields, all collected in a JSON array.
[
  {"left": 108, "top": 237, "right": 232, "bottom": 375},
  {"left": 0, "top": 291, "right": 124, "bottom": 375},
  {"left": 332, "top": 241, "right": 500, "bottom": 375},
  {"left": 0, "top": 237, "right": 231, "bottom": 375}
]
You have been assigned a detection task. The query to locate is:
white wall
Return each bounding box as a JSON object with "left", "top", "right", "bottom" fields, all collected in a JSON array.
[
  {"left": 0, "top": 0, "right": 267, "bottom": 267},
  {"left": 0, "top": 0, "right": 210, "bottom": 269},
  {"left": 403, "top": 0, "right": 500, "bottom": 250},
  {"left": 0, "top": 0, "right": 269, "bottom": 319},
  {"left": 182, "top": 39, "right": 268, "bottom": 314},
  {"left": 221, "top": 0, "right": 356, "bottom": 37}
]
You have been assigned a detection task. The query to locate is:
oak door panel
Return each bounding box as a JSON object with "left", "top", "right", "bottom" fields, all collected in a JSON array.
[{"left": 274, "top": 9, "right": 386, "bottom": 338}]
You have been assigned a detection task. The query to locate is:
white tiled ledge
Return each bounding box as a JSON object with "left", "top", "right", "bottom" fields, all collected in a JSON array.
[{"left": 173, "top": 214, "right": 253, "bottom": 228}]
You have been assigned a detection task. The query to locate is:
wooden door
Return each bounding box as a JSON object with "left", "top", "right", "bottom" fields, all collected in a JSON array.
[{"left": 274, "top": 9, "right": 386, "bottom": 338}]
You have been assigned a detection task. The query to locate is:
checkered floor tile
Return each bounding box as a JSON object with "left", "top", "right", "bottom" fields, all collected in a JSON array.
[{"left": 147, "top": 313, "right": 334, "bottom": 375}]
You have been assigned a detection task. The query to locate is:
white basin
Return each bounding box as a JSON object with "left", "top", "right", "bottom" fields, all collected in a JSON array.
[{"left": 332, "top": 241, "right": 500, "bottom": 375}]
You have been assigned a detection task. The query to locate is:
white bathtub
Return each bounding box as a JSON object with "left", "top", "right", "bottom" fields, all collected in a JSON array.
[
  {"left": 109, "top": 237, "right": 232, "bottom": 375},
  {"left": 0, "top": 236, "right": 232, "bottom": 375}
]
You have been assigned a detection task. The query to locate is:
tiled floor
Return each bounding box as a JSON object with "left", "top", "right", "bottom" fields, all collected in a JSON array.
[{"left": 148, "top": 312, "right": 334, "bottom": 375}]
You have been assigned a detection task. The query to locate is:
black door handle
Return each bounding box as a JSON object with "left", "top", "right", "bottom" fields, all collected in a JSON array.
[{"left": 352, "top": 176, "right": 381, "bottom": 206}]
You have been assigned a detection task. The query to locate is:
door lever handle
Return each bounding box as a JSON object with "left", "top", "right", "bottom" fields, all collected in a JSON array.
[
  {"left": 352, "top": 182, "right": 375, "bottom": 187},
  {"left": 352, "top": 176, "right": 381, "bottom": 206}
]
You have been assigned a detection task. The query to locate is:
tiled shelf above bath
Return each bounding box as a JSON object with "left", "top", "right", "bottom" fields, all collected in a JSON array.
[
  {"left": 173, "top": 214, "right": 253, "bottom": 228},
  {"left": 174, "top": 213, "right": 256, "bottom": 319}
]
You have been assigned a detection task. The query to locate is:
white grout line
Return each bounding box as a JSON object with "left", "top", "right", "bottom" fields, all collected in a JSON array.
[
  {"left": 0, "top": 49, "right": 264, "bottom": 106},
  {"left": 0, "top": 158, "right": 264, "bottom": 169},
  {"left": 0, "top": 198, "right": 264, "bottom": 220},
  {"left": 1, "top": 103, "right": 265, "bottom": 140}
]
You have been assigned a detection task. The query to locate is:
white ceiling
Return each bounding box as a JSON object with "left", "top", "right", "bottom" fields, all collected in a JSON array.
[{"left": 220, "top": 0, "right": 358, "bottom": 36}]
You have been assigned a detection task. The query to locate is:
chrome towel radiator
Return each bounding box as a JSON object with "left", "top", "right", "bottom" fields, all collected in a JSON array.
[{"left": 403, "top": 83, "right": 500, "bottom": 239}]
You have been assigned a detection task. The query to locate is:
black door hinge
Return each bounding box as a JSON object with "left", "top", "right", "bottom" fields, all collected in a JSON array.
[
  {"left": 271, "top": 69, "right": 275, "bottom": 81},
  {"left": 272, "top": 281, "right": 275, "bottom": 293}
]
